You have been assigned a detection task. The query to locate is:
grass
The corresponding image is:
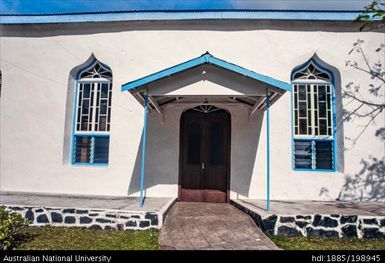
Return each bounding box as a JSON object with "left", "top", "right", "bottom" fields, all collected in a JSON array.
[
  {"left": 270, "top": 236, "right": 385, "bottom": 250},
  {"left": 14, "top": 226, "right": 159, "bottom": 250},
  {"left": 12, "top": 226, "right": 385, "bottom": 250}
]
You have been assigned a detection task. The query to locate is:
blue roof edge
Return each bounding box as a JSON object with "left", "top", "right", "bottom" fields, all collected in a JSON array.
[
  {"left": 121, "top": 53, "right": 290, "bottom": 92},
  {"left": 0, "top": 10, "right": 363, "bottom": 24}
]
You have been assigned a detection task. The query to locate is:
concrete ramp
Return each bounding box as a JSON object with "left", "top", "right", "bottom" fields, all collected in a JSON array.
[{"left": 159, "top": 202, "right": 279, "bottom": 250}]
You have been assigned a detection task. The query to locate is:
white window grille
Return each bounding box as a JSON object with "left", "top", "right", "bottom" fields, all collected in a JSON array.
[
  {"left": 292, "top": 62, "right": 335, "bottom": 171},
  {"left": 72, "top": 61, "right": 112, "bottom": 165}
]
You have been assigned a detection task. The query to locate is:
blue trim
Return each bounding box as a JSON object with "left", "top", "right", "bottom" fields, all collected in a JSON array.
[
  {"left": 311, "top": 140, "right": 316, "bottom": 169},
  {"left": 294, "top": 137, "right": 334, "bottom": 142},
  {"left": 72, "top": 134, "right": 110, "bottom": 166},
  {"left": 122, "top": 55, "right": 206, "bottom": 91},
  {"left": 70, "top": 58, "right": 112, "bottom": 166},
  {"left": 121, "top": 53, "right": 289, "bottom": 92},
  {"left": 72, "top": 163, "right": 109, "bottom": 167},
  {"left": 75, "top": 59, "right": 112, "bottom": 79},
  {"left": 70, "top": 79, "right": 79, "bottom": 165},
  {"left": 290, "top": 57, "right": 337, "bottom": 172},
  {"left": 139, "top": 94, "right": 149, "bottom": 208},
  {"left": 74, "top": 133, "right": 110, "bottom": 137},
  {"left": 0, "top": 11, "right": 363, "bottom": 24},
  {"left": 209, "top": 56, "right": 289, "bottom": 91},
  {"left": 266, "top": 93, "right": 270, "bottom": 211},
  {"left": 291, "top": 58, "right": 335, "bottom": 85},
  {"left": 90, "top": 137, "right": 95, "bottom": 164},
  {"left": 71, "top": 58, "right": 99, "bottom": 165},
  {"left": 292, "top": 138, "right": 336, "bottom": 172},
  {"left": 290, "top": 83, "right": 295, "bottom": 170},
  {"left": 293, "top": 168, "right": 336, "bottom": 172},
  {"left": 331, "top": 79, "right": 338, "bottom": 172}
]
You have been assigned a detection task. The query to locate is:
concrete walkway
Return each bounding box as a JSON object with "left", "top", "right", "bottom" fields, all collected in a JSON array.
[
  {"left": 0, "top": 191, "right": 174, "bottom": 212},
  {"left": 232, "top": 199, "right": 385, "bottom": 217},
  {"left": 159, "top": 202, "right": 279, "bottom": 250}
]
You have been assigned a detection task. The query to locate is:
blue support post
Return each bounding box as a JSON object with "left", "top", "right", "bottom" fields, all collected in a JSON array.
[
  {"left": 266, "top": 92, "right": 271, "bottom": 211},
  {"left": 139, "top": 94, "right": 149, "bottom": 208}
]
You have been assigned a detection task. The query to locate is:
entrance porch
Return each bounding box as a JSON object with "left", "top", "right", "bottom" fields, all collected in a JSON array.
[{"left": 121, "top": 52, "right": 290, "bottom": 209}]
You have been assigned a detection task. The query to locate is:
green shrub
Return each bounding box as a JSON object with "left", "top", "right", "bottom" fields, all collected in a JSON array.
[{"left": 0, "top": 206, "right": 29, "bottom": 250}]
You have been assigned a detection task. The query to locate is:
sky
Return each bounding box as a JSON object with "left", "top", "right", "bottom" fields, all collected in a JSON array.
[{"left": 0, "top": 0, "right": 372, "bottom": 15}]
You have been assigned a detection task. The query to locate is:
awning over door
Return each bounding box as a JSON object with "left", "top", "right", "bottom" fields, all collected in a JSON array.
[
  {"left": 121, "top": 53, "right": 290, "bottom": 210},
  {"left": 121, "top": 52, "right": 290, "bottom": 114}
]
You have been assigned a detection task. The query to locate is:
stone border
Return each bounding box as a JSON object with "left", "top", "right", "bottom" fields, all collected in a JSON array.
[
  {"left": 3, "top": 200, "right": 176, "bottom": 230},
  {"left": 231, "top": 200, "right": 385, "bottom": 238}
]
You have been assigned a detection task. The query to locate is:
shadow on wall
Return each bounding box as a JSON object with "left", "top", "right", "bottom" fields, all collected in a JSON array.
[
  {"left": 337, "top": 156, "right": 385, "bottom": 202},
  {"left": 320, "top": 39, "right": 385, "bottom": 202},
  {"left": 127, "top": 111, "right": 180, "bottom": 196},
  {"left": 127, "top": 105, "right": 262, "bottom": 199},
  {"left": 1, "top": 20, "right": 368, "bottom": 38},
  {"left": 127, "top": 130, "right": 145, "bottom": 196},
  {"left": 233, "top": 110, "right": 263, "bottom": 198},
  {"left": 336, "top": 40, "right": 385, "bottom": 202}
]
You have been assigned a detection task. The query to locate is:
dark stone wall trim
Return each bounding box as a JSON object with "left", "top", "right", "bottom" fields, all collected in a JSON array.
[
  {"left": 4, "top": 205, "right": 160, "bottom": 230},
  {"left": 230, "top": 200, "right": 385, "bottom": 239}
]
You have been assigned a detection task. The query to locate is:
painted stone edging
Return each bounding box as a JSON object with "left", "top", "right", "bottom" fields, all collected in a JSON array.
[
  {"left": 4, "top": 205, "right": 161, "bottom": 230},
  {"left": 231, "top": 201, "right": 385, "bottom": 238}
]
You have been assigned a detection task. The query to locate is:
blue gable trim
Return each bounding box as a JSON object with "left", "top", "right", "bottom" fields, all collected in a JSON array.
[
  {"left": 0, "top": 10, "right": 363, "bottom": 24},
  {"left": 122, "top": 55, "right": 207, "bottom": 92},
  {"left": 121, "top": 53, "right": 289, "bottom": 92}
]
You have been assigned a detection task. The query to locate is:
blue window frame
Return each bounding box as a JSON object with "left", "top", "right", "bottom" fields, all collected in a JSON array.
[
  {"left": 291, "top": 60, "right": 337, "bottom": 171},
  {"left": 71, "top": 60, "right": 112, "bottom": 165},
  {"left": 293, "top": 139, "right": 334, "bottom": 170},
  {"left": 73, "top": 135, "right": 110, "bottom": 164}
]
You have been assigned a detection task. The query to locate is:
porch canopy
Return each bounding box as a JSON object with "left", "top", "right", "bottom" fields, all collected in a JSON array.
[
  {"left": 121, "top": 53, "right": 290, "bottom": 209},
  {"left": 122, "top": 52, "right": 289, "bottom": 114}
]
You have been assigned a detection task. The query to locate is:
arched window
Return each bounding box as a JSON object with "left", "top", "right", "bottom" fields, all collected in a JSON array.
[
  {"left": 72, "top": 60, "right": 112, "bottom": 165},
  {"left": 292, "top": 60, "right": 335, "bottom": 171}
]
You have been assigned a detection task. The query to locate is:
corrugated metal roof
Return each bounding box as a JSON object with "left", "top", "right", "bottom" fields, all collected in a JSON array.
[
  {"left": 0, "top": 0, "right": 371, "bottom": 15},
  {"left": 0, "top": 9, "right": 368, "bottom": 16},
  {"left": 0, "top": 11, "right": 365, "bottom": 24},
  {"left": 0, "top": 0, "right": 371, "bottom": 24}
]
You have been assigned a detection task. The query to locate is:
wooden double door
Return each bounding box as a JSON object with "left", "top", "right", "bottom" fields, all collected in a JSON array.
[{"left": 179, "top": 107, "right": 230, "bottom": 203}]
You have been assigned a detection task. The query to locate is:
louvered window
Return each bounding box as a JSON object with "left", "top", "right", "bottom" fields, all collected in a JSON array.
[
  {"left": 73, "top": 136, "right": 110, "bottom": 164},
  {"left": 294, "top": 140, "right": 334, "bottom": 170},
  {"left": 72, "top": 60, "right": 112, "bottom": 165},
  {"left": 292, "top": 62, "right": 335, "bottom": 171}
]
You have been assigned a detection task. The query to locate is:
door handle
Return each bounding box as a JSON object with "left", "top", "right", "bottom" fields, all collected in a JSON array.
[{"left": 201, "top": 162, "right": 205, "bottom": 170}]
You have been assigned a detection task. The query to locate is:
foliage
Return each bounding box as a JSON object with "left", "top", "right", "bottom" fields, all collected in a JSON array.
[
  {"left": 15, "top": 226, "right": 159, "bottom": 250},
  {"left": 0, "top": 206, "right": 29, "bottom": 250},
  {"left": 355, "top": 1, "right": 385, "bottom": 31},
  {"left": 270, "top": 236, "right": 385, "bottom": 250}
]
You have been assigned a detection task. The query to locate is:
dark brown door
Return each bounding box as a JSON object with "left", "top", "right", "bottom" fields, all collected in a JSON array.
[{"left": 180, "top": 107, "right": 230, "bottom": 203}]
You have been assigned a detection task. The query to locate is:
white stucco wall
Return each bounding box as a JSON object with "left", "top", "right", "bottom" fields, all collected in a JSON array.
[{"left": 0, "top": 20, "right": 383, "bottom": 201}]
